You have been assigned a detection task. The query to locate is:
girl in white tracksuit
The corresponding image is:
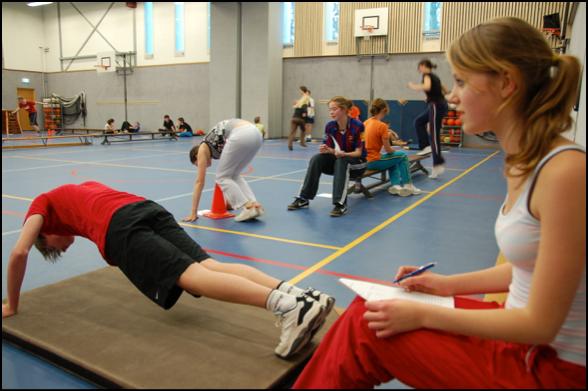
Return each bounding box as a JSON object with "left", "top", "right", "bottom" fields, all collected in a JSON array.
[{"left": 183, "top": 119, "right": 264, "bottom": 222}]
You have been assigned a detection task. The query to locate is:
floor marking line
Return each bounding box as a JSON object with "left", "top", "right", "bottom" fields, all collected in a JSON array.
[
  {"left": 288, "top": 151, "right": 501, "bottom": 285},
  {"left": 2, "top": 194, "right": 34, "bottom": 202},
  {"left": 203, "top": 248, "right": 398, "bottom": 286},
  {"left": 2, "top": 229, "right": 22, "bottom": 237},
  {"left": 180, "top": 222, "right": 341, "bottom": 250}
]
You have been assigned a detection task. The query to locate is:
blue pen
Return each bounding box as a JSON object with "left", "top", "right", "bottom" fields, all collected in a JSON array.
[{"left": 393, "top": 262, "right": 437, "bottom": 284}]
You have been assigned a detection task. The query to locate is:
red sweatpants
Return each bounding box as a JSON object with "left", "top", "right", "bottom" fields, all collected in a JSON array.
[{"left": 294, "top": 296, "right": 586, "bottom": 389}]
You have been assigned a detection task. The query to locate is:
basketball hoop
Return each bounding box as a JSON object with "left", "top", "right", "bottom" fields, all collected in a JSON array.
[
  {"left": 542, "top": 27, "right": 561, "bottom": 40},
  {"left": 94, "top": 64, "right": 110, "bottom": 74},
  {"left": 360, "top": 25, "right": 375, "bottom": 41}
]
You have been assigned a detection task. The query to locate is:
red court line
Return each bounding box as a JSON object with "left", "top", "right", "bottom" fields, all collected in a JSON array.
[{"left": 204, "top": 248, "right": 395, "bottom": 287}]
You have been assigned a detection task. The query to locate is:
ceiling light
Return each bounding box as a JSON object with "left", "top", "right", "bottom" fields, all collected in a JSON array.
[{"left": 27, "top": 2, "right": 54, "bottom": 7}]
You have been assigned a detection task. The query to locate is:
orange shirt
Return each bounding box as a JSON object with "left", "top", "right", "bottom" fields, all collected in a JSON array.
[{"left": 364, "top": 117, "right": 389, "bottom": 162}]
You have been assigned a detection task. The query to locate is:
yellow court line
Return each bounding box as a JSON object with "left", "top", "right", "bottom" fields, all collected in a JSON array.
[
  {"left": 179, "top": 222, "right": 341, "bottom": 250},
  {"left": 2, "top": 194, "right": 34, "bottom": 202},
  {"left": 288, "top": 150, "right": 501, "bottom": 285}
]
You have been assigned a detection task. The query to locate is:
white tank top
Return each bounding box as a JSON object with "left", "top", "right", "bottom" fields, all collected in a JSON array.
[{"left": 495, "top": 145, "right": 586, "bottom": 366}]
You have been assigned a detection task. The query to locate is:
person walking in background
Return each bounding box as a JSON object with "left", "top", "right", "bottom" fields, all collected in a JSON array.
[
  {"left": 364, "top": 99, "right": 421, "bottom": 197},
  {"left": 408, "top": 59, "right": 449, "bottom": 178},
  {"left": 294, "top": 17, "right": 585, "bottom": 389},
  {"left": 287, "top": 96, "right": 366, "bottom": 217},
  {"left": 304, "top": 89, "right": 316, "bottom": 143},
  {"left": 288, "top": 86, "right": 310, "bottom": 151},
  {"left": 183, "top": 119, "right": 265, "bottom": 223}
]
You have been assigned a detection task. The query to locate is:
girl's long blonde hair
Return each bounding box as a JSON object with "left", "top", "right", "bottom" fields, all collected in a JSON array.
[{"left": 447, "top": 17, "right": 580, "bottom": 180}]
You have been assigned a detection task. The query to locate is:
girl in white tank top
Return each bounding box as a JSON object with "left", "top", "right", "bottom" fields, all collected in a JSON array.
[{"left": 292, "top": 18, "right": 586, "bottom": 389}]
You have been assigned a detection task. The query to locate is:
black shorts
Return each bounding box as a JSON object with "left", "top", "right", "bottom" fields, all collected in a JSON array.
[
  {"left": 29, "top": 112, "right": 38, "bottom": 126},
  {"left": 304, "top": 117, "right": 314, "bottom": 124},
  {"left": 105, "top": 201, "right": 210, "bottom": 310}
]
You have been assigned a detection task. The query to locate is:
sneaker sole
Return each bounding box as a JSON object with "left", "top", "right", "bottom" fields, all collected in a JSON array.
[
  {"left": 275, "top": 304, "right": 324, "bottom": 359},
  {"left": 388, "top": 188, "right": 411, "bottom": 197},
  {"left": 287, "top": 204, "right": 309, "bottom": 211}
]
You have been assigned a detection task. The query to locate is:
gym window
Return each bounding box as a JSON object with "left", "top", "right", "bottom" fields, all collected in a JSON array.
[
  {"left": 283, "top": 2, "right": 294, "bottom": 47},
  {"left": 324, "top": 2, "right": 339, "bottom": 43},
  {"left": 423, "top": 2, "right": 442, "bottom": 40},
  {"left": 175, "top": 2, "right": 185, "bottom": 56},
  {"left": 144, "top": 2, "right": 154, "bottom": 58}
]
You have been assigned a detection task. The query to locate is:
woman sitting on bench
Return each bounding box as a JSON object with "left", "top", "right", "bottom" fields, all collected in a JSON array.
[{"left": 364, "top": 99, "right": 422, "bottom": 196}]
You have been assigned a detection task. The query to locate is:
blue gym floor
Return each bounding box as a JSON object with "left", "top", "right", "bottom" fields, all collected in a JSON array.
[{"left": 2, "top": 137, "right": 505, "bottom": 388}]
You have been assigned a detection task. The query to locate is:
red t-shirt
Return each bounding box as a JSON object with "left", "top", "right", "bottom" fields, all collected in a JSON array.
[
  {"left": 19, "top": 100, "right": 37, "bottom": 113},
  {"left": 24, "top": 181, "right": 145, "bottom": 265}
]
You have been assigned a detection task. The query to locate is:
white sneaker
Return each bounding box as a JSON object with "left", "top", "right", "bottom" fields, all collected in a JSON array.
[
  {"left": 234, "top": 207, "right": 260, "bottom": 222},
  {"left": 388, "top": 185, "right": 411, "bottom": 197},
  {"left": 304, "top": 287, "right": 335, "bottom": 336},
  {"left": 305, "top": 137, "right": 312, "bottom": 143},
  {"left": 403, "top": 183, "right": 422, "bottom": 195},
  {"left": 417, "top": 146, "right": 432, "bottom": 156},
  {"left": 429, "top": 164, "right": 445, "bottom": 179},
  {"left": 274, "top": 296, "right": 324, "bottom": 358}
]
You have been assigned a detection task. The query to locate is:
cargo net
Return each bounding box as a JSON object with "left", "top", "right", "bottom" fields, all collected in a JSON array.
[{"left": 51, "top": 92, "right": 87, "bottom": 126}]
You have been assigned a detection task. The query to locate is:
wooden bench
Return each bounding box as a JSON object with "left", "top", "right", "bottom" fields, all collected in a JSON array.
[
  {"left": 349, "top": 153, "right": 430, "bottom": 198},
  {"left": 2, "top": 133, "right": 99, "bottom": 149},
  {"left": 97, "top": 130, "right": 181, "bottom": 145}
]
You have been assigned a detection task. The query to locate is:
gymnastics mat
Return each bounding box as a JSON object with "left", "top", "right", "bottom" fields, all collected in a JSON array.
[{"left": 2, "top": 267, "right": 338, "bottom": 388}]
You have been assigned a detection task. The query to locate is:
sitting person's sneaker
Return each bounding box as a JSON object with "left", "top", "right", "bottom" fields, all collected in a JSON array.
[
  {"left": 329, "top": 203, "right": 348, "bottom": 217},
  {"left": 416, "top": 145, "right": 432, "bottom": 156},
  {"left": 388, "top": 185, "right": 411, "bottom": 197},
  {"left": 274, "top": 296, "right": 324, "bottom": 359},
  {"left": 234, "top": 206, "right": 260, "bottom": 222},
  {"left": 288, "top": 197, "right": 309, "bottom": 211},
  {"left": 404, "top": 183, "right": 423, "bottom": 195}
]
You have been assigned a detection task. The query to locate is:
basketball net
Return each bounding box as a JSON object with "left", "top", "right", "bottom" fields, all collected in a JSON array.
[{"left": 361, "top": 25, "right": 374, "bottom": 41}]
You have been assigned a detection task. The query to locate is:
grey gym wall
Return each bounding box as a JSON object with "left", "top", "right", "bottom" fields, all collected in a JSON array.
[
  {"left": 46, "top": 63, "right": 209, "bottom": 131},
  {"left": 209, "top": 3, "right": 240, "bottom": 126},
  {"left": 210, "top": 2, "right": 283, "bottom": 135},
  {"left": 241, "top": 2, "right": 283, "bottom": 139}
]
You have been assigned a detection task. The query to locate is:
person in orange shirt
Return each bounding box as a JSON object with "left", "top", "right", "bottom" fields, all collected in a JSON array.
[{"left": 364, "top": 99, "right": 421, "bottom": 196}]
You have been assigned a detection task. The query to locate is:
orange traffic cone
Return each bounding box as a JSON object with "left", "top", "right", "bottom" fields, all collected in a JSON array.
[{"left": 203, "top": 184, "right": 235, "bottom": 219}]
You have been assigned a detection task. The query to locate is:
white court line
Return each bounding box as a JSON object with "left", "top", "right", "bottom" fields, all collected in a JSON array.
[
  {"left": 2, "top": 152, "right": 183, "bottom": 174},
  {"left": 154, "top": 168, "right": 308, "bottom": 203},
  {"left": 2, "top": 229, "right": 22, "bottom": 237}
]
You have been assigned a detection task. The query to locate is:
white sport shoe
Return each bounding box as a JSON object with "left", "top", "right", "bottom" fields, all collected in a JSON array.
[
  {"left": 403, "top": 183, "right": 423, "bottom": 195},
  {"left": 417, "top": 146, "right": 432, "bottom": 156},
  {"left": 234, "top": 207, "right": 260, "bottom": 222},
  {"left": 429, "top": 164, "right": 445, "bottom": 179},
  {"left": 274, "top": 296, "right": 324, "bottom": 359},
  {"left": 304, "top": 287, "right": 335, "bottom": 336},
  {"left": 388, "top": 185, "right": 411, "bottom": 197}
]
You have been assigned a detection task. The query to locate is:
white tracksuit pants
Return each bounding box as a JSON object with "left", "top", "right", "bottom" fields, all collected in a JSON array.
[{"left": 215, "top": 124, "right": 263, "bottom": 209}]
